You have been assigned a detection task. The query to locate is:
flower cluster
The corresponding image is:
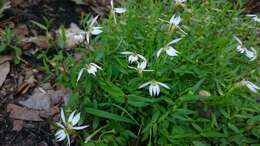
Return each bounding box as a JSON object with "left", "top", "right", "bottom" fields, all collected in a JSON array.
[{"left": 58, "top": 0, "right": 260, "bottom": 145}]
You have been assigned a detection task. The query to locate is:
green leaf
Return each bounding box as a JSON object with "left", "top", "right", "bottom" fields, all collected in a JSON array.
[
  {"left": 201, "top": 131, "right": 226, "bottom": 138},
  {"left": 179, "top": 95, "right": 213, "bottom": 102},
  {"left": 85, "top": 108, "right": 135, "bottom": 124},
  {"left": 228, "top": 123, "right": 240, "bottom": 133},
  {"left": 192, "top": 141, "right": 210, "bottom": 146},
  {"left": 247, "top": 115, "right": 260, "bottom": 125},
  {"left": 99, "top": 80, "right": 125, "bottom": 103},
  {"left": 127, "top": 94, "right": 161, "bottom": 107}
]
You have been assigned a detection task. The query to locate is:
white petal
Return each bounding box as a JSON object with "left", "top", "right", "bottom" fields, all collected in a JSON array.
[
  {"left": 91, "top": 28, "right": 103, "bottom": 35},
  {"left": 128, "top": 55, "right": 138, "bottom": 63},
  {"left": 167, "top": 38, "right": 182, "bottom": 46},
  {"left": 56, "top": 122, "right": 65, "bottom": 129},
  {"left": 149, "top": 85, "right": 154, "bottom": 96},
  {"left": 114, "top": 8, "right": 127, "bottom": 13},
  {"left": 72, "top": 125, "right": 89, "bottom": 130},
  {"left": 120, "top": 51, "right": 134, "bottom": 55},
  {"left": 87, "top": 67, "right": 97, "bottom": 76},
  {"left": 137, "top": 61, "right": 147, "bottom": 70},
  {"left": 247, "top": 84, "right": 258, "bottom": 93},
  {"left": 169, "top": 14, "right": 181, "bottom": 25},
  {"left": 251, "top": 82, "right": 260, "bottom": 90},
  {"left": 72, "top": 113, "right": 80, "bottom": 126},
  {"left": 155, "top": 85, "right": 160, "bottom": 96},
  {"left": 68, "top": 111, "right": 76, "bottom": 124},
  {"left": 56, "top": 130, "right": 66, "bottom": 142},
  {"left": 253, "top": 17, "right": 260, "bottom": 22},
  {"left": 156, "top": 48, "right": 164, "bottom": 58},
  {"left": 90, "top": 16, "right": 99, "bottom": 27},
  {"left": 158, "top": 82, "right": 170, "bottom": 89},
  {"left": 139, "top": 81, "right": 151, "bottom": 89},
  {"left": 86, "top": 33, "right": 90, "bottom": 44},
  {"left": 55, "top": 129, "right": 65, "bottom": 137},
  {"left": 245, "top": 48, "right": 257, "bottom": 61},
  {"left": 137, "top": 54, "right": 147, "bottom": 62},
  {"left": 236, "top": 45, "right": 245, "bottom": 53},
  {"left": 166, "top": 47, "right": 178, "bottom": 57},
  {"left": 246, "top": 14, "right": 257, "bottom": 17},
  {"left": 234, "top": 36, "right": 243, "bottom": 45},
  {"left": 77, "top": 68, "right": 84, "bottom": 83},
  {"left": 249, "top": 47, "right": 257, "bottom": 61},
  {"left": 90, "top": 63, "right": 102, "bottom": 70},
  {"left": 60, "top": 108, "right": 66, "bottom": 125}
]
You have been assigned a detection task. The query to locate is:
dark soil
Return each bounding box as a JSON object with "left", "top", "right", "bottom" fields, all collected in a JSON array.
[
  {"left": 245, "top": 0, "right": 260, "bottom": 14},
  {"left": 0, "top": 0, "right": 90, "bottom": 145}
]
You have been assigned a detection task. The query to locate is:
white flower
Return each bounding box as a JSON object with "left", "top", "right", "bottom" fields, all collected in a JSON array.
[
  {"left": 86, "top": 16, "right": 103, "bottom": 44},
  {"left": 169, "top": 14, "right": 181, "bottom": 27},
  {"left": 110, "top": 0, "right": 127, "bottom": 24},
  {"left": 241, "top": 80, "right": 260, "bottom": 93},
  {"left": 128, "top": 61, "right": 153, "bottom": 73},
  {"left": 87, "top": 63, "right": 102, "bottom": 76},
  {"left": 245, "top": 47, "right": 257, "bottom": 61},
  {"left": 77, "top": 63, "right": 102, "bottom": 82},
  {"left": 247, "top": 14, "right": 260, "bottom": 22},
  {"left": 157, "top": 38, "right": 182, "bottom": 58},
  {"left": 139, "top": 80, "right": 170, "bottom": 96},
  {"left": 234, "top": 36, "right": 246, "bottom": 53},
  {"left": 234, "top": 36, "right": 257, "bottom": 61},
  {"left": 166, "top": 14, "right": 187, "bottom": 34},
  {"left": 175, "top": 0, "right": 186, "bottom": 4},
  {"left": 120, "top": 51, "right": 146, "bottom": 63},
  {"left": 55, "top": 109, "right": 89, "bottom": 146}
]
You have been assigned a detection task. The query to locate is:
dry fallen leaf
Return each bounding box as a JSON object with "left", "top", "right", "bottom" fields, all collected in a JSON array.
[
  {"left": 0, "top": 61, "right": 10, "bottom": 87},
  {"left": 0, "top": 55, "right": 12, "bottom": 64},
  {"left": 19, "top": 88, "right": 52, "bottom": 111},
  {"left": 7, "top": 104, "right": 43, "bottom": 121},
  {"left": 19, "top": 87, "right": 71, "bottom": 111}
]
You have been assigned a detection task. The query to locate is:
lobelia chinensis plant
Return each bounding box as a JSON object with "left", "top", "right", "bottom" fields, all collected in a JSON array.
[
  {"left": 77, "top": 63, "right": 102, "bottom": 82},
  {"left": 55, "top": 0, "right": 260, "bottom": 145},
  {"left": 55, "top": 109, "right": 88, "bottom": 146},
  {"left": 156, "top": 38, "right": 182, "bottom": 58},
  {"left": 85, "top": 16, "right": 103, "bottom": 44},
  {"left": 110, "top": 0, "right": 127, "bottom": 24},
  {"left": 139, "top": 80, "right": 170, "bottom": 96}
]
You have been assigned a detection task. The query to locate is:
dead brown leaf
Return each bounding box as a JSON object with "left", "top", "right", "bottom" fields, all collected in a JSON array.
[
  {"left": 19, "top": 88, "right": 51, "bottom": 111},
  {"left": 0, "top": 55, "right": 12, "bottom": 64},
  {"left": 19, "top": 87, "right": 71, "bottom": 111},
  {"left": 7, "top": 104, "right": 43, "bottom": 121},
  {"left": 0, "top": 62, "right": 10, "bottom": 87}
]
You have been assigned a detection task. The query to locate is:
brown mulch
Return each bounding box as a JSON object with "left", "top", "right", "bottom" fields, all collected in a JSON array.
[{"left": 245, "top": 0, "right": 260, "bottom": 14}]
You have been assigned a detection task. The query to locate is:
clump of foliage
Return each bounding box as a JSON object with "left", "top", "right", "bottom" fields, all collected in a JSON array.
[{"left": 55, "top": 0, "right": 260, "bottom": 145}]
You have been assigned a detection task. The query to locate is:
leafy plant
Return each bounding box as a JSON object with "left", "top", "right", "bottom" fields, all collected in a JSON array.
[
  {"left": 55, "top": 0, "right": 260, "bottom": 145},
  {"left": 0, "top": 27, "right": 22, "bottom": 64}
]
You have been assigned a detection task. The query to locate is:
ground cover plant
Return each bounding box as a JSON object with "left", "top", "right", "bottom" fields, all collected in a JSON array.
[
  {"left": 0, "top": 0, "right": 260, "bottom": 145},
  {"left": 50, "top": 0, "right": 260, "bottom": 145}
]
